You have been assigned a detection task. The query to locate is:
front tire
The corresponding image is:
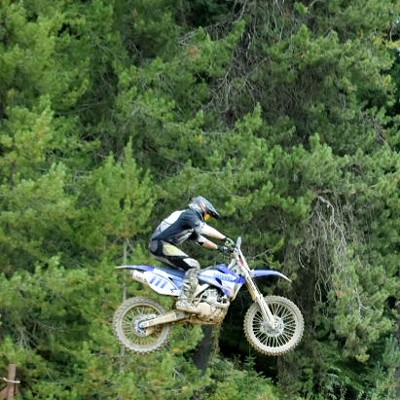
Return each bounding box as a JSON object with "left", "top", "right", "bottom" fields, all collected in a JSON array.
[
  {"left": 244, "top": 295, "right": 304, "bottom": 356},
  {"left": 113, "top": 297, "right": 171, "bottom": 354}
]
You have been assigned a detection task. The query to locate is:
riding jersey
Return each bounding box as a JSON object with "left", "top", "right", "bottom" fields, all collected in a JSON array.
[{"left": 150, "top": 209, "right": 205, "bottom": 245}]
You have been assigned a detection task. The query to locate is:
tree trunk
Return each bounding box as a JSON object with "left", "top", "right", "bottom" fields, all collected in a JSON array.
[{"left": 193, "top": 326, "right": 214, "bottom": 374}]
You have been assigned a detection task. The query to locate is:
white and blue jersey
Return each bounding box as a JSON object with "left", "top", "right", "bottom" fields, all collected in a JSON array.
[
  {"left": 149, "top": 209, "right": 206, "bottom": 271},
  {"left": 150, "top": 209, "right": 205, "bottom": 245}
]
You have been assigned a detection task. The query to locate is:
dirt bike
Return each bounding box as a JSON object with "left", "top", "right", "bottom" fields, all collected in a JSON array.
[{"left": 113, "top": 237, "right": 304, "bottom": 356}]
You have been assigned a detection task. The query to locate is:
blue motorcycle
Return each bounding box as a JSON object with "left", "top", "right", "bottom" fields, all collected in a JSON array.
[{"left": 113, "top": 237, "right": 304, "bottom": 356}]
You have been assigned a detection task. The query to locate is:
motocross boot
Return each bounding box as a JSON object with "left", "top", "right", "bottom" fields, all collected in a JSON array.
[{"left": 176, "top": 269, "right": 201, "bottom": 314}]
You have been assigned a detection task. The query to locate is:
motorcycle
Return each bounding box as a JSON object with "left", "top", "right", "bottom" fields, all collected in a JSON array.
[{"left": 113, "top": 237, "right": 304, "bottom": 356}]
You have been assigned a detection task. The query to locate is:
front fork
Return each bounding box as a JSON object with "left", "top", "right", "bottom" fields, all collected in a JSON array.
[
  {"left": 233, "top": 255, "right": 276, "bottom": 329},
  {"left": 244, "top": 271, "right": 276, "bottom": 328}
]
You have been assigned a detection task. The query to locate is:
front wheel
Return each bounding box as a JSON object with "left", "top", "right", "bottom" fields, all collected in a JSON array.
[
  {"left": 244, "top": 295, "right": 304, "bottom": 356},
  {"left": 113, "top": 297, "right": 171, "bottom": 354}
]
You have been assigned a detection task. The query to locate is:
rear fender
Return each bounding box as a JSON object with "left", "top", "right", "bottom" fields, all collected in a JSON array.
[
  {"left": 251, "top": 269, "right": 291, "bottom": 282},
  {"left": 115, "top": 265, "right": 181, "bottom": 296},
  {"left": 115, "top": 265, "right": 153, "bottom": 271}
]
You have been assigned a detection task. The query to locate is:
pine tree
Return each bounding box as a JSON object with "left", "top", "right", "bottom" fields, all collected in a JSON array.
[{"left": 1, "top": 0, "right": 400, "bottom": 399}]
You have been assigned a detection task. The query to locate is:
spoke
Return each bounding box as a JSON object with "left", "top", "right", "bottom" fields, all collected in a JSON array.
[
  {"left": 270, "top": 337, "right": 278, "bottom": 347},
  {"left": 280, "top": 332, "right": 290, "bottom": 343}
]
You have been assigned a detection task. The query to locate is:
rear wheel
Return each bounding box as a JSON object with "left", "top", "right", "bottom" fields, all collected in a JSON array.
[
  {"left": 244, "top": 295, "right": 304, "bottom": 356},
  {"left": 113, "top": 297, "right": 171, "bottom": 354}
]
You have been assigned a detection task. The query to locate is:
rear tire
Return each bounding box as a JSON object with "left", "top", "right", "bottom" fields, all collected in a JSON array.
[
  {"left": 244, "top": 295, "right": 304, "bottom": 356},
  {"left": 113, "top": 297, "right": 171, "bottom": 354}
]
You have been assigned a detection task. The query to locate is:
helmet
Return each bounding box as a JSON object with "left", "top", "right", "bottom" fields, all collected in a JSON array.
[{"left": 188, "top": 196, "right": 221, "bottom": 220}]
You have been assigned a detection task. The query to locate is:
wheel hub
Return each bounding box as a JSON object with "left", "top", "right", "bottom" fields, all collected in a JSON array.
[
  {"left": 261, "top": 316, "right": 284, "bottom": 337},
  {"left": 133, "top": 314, "right": 156, "bottom": 337}
]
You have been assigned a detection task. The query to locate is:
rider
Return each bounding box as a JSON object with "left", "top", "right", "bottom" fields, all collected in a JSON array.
[{"left": 149, "top": 196, "right": 233, "bottom": 314}]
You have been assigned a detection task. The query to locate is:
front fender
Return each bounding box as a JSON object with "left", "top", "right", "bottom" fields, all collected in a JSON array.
[{"left": 251, "top": 269, "right": 291, "bottom": 282}]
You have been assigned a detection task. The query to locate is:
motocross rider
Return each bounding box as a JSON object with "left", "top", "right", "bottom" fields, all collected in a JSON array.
[{"left": 149, "top": 196, "right": 233, "bottom": 314}]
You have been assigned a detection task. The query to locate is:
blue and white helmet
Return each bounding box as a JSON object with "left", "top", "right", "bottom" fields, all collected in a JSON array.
[{"left": 188, "top": 196, "right": 221, "bottom": 220}]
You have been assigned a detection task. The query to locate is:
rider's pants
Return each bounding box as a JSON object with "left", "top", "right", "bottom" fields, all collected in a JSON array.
[
  {"left": 149, "top": 240, "right": 200, "bottom": 301},
  {"left": 149, "top": 240, "right": 200, "bottom": 271}
]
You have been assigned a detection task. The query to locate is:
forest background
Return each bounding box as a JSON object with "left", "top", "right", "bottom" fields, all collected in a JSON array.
[{"left": 0, "top": 0, "right": 400, "bottom": 399}]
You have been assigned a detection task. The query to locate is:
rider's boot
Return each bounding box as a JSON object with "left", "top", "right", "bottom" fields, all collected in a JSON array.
[{"left": 176, "top": 269, "right": 200, "bottom": 314}]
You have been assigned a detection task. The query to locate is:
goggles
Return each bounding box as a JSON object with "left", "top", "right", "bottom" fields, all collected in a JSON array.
[{"left": 204, "top": 213, "right": 211, "bottom": 221}]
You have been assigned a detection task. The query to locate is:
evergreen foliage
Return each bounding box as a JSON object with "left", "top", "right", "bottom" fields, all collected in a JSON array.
[{"left": 1, "top": 0, "right": 399, "bottom": 399}]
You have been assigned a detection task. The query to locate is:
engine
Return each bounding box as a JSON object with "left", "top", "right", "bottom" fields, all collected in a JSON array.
[{"left": 194, "top": 288, "right": 230, "bottom": 323}]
